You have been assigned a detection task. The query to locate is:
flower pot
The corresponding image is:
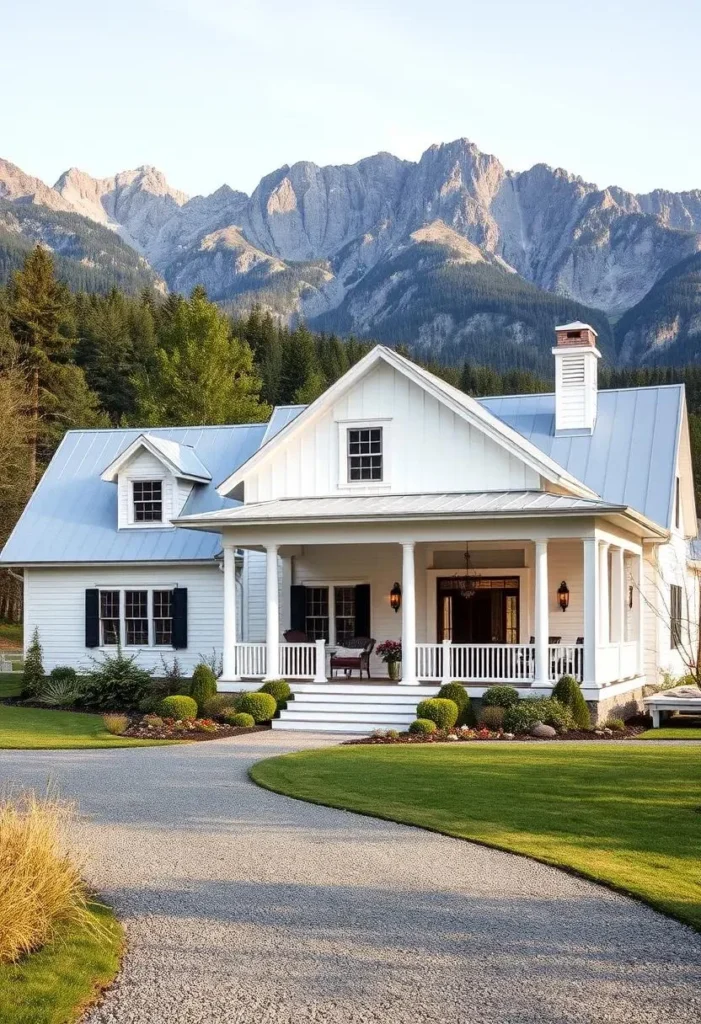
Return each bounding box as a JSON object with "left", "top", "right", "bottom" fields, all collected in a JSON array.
[{"left": 387, "top": 660, "right": 401, "bottom": 681}]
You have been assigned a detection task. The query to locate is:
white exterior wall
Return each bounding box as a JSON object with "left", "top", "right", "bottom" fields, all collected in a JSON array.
[
  {"left": 116, "top": 449, "right": 193, "bottom": 529},
  {"left": 546, "top": 540, "right": 584, "bottom": 643},
  {"left": 245, "top": 361, "right": 540, "bottom": 502},
  {"left": 24, "top": 564, "right": 223, "bottom": 674},
  {"left": 651, "top": 534, "right": 699, "bottom": 681}
]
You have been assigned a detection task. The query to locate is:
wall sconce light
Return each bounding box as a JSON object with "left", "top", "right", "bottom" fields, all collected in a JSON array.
[
  {"left": 628, "top": 585, "right": 634, "bottom": 609},
  {"left": 390, "top": 581, "right": 402, "bottom": 613},
  {"left": 557, "top": 580, "right": 570, "bottom": 612}
]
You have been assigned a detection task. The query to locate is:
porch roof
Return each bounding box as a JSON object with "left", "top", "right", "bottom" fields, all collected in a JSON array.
[{"left": 175, "top": 489, "right": 663, "bottom": 534}]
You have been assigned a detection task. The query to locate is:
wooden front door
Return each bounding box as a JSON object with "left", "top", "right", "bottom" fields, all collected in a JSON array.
[{"left": 437, "top": 577, "right": 520, "bottom": 644}]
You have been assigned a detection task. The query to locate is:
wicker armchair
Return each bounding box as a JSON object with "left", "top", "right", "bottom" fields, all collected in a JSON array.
[
  {"left": 283, "top": 629, "right": 309, "bottom": 643},
  {"left": 330, "top": 637, "right": 376, "bottom": 679}
]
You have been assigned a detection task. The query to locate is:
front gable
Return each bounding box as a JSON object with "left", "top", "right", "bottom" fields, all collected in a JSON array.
[{"left": 218, "top": 347, "right": 595, "bottom": 503}]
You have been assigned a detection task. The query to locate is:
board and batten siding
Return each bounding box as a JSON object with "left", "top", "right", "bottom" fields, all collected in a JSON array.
[
  {"left": 24, "top": 564, "right": 223, "bottom": 673},
  {"left": 244, "top": 361, "right": 540, "bottom": 502}
]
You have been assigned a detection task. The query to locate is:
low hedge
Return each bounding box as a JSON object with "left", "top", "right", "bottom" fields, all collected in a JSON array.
[
  {"left": 415, "top": 697, "right": 459, "bottom": 730},
  {"left": 503, "top": 696, "right": 573, "bottom": 734},
  {"left": 234, "top": 691, "right": 277, "bottom": 723},
  {"left": 157, "top": 694, "right": 198, "bottom": 720},
  {"left": 409, "top": 718, "right": 437, "bottom": 735}
]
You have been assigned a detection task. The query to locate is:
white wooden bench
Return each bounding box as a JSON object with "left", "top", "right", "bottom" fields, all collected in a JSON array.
[{"left": 644, "top": 686, "right": 701, "bottom": 727}]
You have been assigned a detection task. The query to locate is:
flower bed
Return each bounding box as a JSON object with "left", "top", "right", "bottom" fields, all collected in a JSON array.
[
  {"left": 346, "top": 723, "right": 646, "bottom": 745},
  {"left": 119, "top": 715, "right": 269, "bottom": 741}
]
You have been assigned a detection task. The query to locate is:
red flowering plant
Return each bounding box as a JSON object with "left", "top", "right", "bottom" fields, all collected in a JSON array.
[{"left": 376, "top": 640, "right": 402, "bottom": 664}]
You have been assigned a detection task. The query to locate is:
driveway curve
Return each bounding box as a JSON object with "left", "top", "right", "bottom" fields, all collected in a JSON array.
[{"left": 1, "top": 732, "right": 699, "bottom": 1024}]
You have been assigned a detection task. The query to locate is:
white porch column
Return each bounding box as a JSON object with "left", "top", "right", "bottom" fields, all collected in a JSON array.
[
  {"left": 599, "top": 541, "right": 610, "bottom": 645},
  {"left": 222, "top": 545, "right": 238, "bottom": 680},
  {"left": 534, "top": 540, "right": 549, "bottom": 686},
  {"left": 400, "top": 541, "right": 418, "bottom": 685},
  {"left": 637, "top": 548, "right": 645, "bottom": 676},
  {"left": 583, "top": 538, "right": 599, "bottom": 687},
  {"left": 610, "top": 546, "right": 624, "bottom": 643},
  {"left": 263, "top": 543, "right": 280, "bottom": 681}
]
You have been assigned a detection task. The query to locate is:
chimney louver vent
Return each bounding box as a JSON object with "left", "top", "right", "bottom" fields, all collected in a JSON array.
[{"left": 553, "top": 323, "right": 600, "bottom": 433}]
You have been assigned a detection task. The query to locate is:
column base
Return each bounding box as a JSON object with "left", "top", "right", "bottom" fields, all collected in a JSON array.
[{"left": 399, "top": 678, "right": 419, "bottom": 686}]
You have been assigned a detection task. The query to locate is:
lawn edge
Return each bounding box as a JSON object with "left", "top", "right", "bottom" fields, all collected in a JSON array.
[{"left": 249, "top": 754, "right": 701, "bottom": 936}]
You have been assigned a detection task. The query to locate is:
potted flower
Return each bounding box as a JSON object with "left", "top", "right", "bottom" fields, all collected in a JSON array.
[{"left": 376, "top": 640, "right": 402, "bottom": 681}]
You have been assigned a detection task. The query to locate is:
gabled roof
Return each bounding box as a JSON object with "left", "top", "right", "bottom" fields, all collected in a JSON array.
[
  {"left": 216, "top": 346, "right": 598, "bottom": 500},
  {"left": 101, "top": 432, "right": 211, "bottom": 483},
  {"left": 480, "top": 386, "right": 685, "bottom": 530},
  {"left": 0, "top": 424, "right": 265, "bottom": 564}
]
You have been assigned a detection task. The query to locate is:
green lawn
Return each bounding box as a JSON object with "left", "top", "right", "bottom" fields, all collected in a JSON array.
[
  {"left": 251, "top": 743, "right": 701, "bottom": 931},
  {"left": 0, "top": 620, "right": 22, "bottom": 648},
  {"left": 0, "top": 672, "right": 22, "bottom": 698},
  {"left": 640, "top": 727, "right": 701, "bottom": 739},
  {"left": 0, "top": 903, "right": 122, "bottom": 1024}
]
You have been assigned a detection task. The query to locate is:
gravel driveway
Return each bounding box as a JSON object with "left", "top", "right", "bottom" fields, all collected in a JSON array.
[{"left": 1, "top": 733, "right": 700, "bottom": 1024}]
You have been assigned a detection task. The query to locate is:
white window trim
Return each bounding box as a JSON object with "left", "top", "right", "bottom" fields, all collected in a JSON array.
[
  {"left": 336, "top": 418, "right": 392, "bottom": 491},
  {"left": 97, "top": 586, "right": 175, "bottom": 650},
  {"left": 126, "top": 478, "right": 168, "bottom": 529},
  {"left": 301, "top": 580, "right": 369, "bottom": 647}
]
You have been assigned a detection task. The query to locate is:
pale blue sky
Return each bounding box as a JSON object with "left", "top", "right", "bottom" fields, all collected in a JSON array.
[{"left": 3, "top": 0, "right": 699, "bottom": 198}]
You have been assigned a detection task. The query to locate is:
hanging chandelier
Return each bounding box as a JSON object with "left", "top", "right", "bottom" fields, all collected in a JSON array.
[{"left": 455, "top": 543, "right": 479, "bottom": 599}]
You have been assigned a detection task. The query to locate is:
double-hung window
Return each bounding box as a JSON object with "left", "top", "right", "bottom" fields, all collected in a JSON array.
[
  {"left": 304, "top": 587, "right": 330, "bottom": 641},
  {"left": 98, "top": 588, "right": 174, "bottom": 646},
  {"left": 125, "top": 591, "right": 149, "bottom": 646},
  {"left": 153, "top": 590, "right": 174, "bottom": 646},
  {"left": 304, "top": 586, "right": 358, "bottom": 645},
  {"left": 100, "top": 591, "right": 121, "bottom": 646},
  {"left": 347, "top": 427, "right": 382, "bottom": 481},
  {"left": 133, "top": 480, "right": 163, "bottom": 523}
]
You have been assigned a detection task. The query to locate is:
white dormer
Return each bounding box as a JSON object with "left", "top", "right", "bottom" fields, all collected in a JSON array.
[
  {"left": 101, "top": 434, "right": 211, "bottom": 530},
  {"left": 552, "top": 322, "right": 601, "bottom": 434}
]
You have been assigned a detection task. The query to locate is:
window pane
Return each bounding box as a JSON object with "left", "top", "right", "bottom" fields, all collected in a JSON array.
[
  {"left": 133, "top": 480, "right": 163, "bottom": 523},
  {"left": 125, "top": 590, "right": 149, "bottom": 646},
  {"left": 334, "top": 586, "right": 356, "bottom": 645},
  {"left": 305, "top": 587, "right": 329, "bottom": 642},
  {"left": 347, "top": 427, "right": 382, "bottom": 483},
  {"left": 153, "top": 589, "right": 173, "bottom": 646},
  {"left": 100, "top": 590, "right": 120, "bottom": 646}
]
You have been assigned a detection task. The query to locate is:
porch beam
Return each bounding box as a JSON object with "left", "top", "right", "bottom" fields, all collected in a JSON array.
[
  {"left": 222, "top": 545, "right": 239, "bottom": 680},
  {"left": 263, "top": 543, "right": 280, "bottom": 681},
  {"left": 400, "top": 541, "right": 418, "bottom": 685},
  {"left": 534, "top": 540, "right": 549, "bottom": 686}
]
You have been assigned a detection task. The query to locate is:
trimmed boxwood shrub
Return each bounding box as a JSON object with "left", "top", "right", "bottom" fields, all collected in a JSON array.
[
  {"left": 503, "top": 696, "right": 573, "bottom": 734},
  {"left": 482, "top": 685, "right": 520, "bottom": 708},
  {"left": 479, "top": 706, "right": 505, "bottom": 730},
  {"left": 158, "top": 694, "right": 198, "bottom": 720},
  {"left": 437, "top": 683, "right": 472, "bottom": 725},
  {"left": 552, "top": 675, "right": 591, "bottom": 729},
  {"left": 225, "top": 711, "right": 255, "bottom": 728},
  {"left": 415, "top": 697, "right": 459, "bottom": 730},
  {"left": 190, "top": 663, "right": 217, "bottom": 713},
  {"left": 409, "top": 718, "right": 437, "bottom": 735},
  {"left": 259, "top": 679, "right": 292, "bottom": 711},
  {"left": 235, "top": 691, "right": 277, "bottom": 723}
]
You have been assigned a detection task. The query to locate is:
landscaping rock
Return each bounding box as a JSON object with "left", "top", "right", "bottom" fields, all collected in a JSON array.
[{"left": 530, "top": 722, "right": 557, "bottom": 738}]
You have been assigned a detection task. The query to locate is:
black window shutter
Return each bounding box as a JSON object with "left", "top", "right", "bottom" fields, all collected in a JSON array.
[
  {"left": 290, "top": 585, "right": 306, "bottom": 632},
  {"left": 172, "top": 588, "right": 188, "bottom": 649},
  {"left": 85, "top": 589, "right": 100, "bottom": 648},
  {"left": 355, "top": 584, "right": 371, "bottom": 638}
]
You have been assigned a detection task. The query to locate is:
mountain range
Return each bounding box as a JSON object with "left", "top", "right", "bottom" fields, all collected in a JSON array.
[{"left": 3, "top": 140, "right": 701, "bottom": 368}]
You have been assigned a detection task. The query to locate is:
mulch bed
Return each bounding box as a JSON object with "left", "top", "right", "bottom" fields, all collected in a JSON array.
[
  {"left": 346, "top": 724, "right": 647, "bottom": 745},
  {"left": 122, "top": 717, "right": 270, "bottom": 741}
]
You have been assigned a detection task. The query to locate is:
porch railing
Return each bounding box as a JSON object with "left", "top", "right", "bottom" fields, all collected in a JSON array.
[
  {"left": 415, "top": 642, "right": 586, "bottom": 684},
  {"left": 234, "top": 642, "right": 267, "bottom": 678},
  {"left": 547, "top": 644, "right": 584, "bottom": 683},
  {"left": 231, "top": 640, "right": 326, "bottom": 681}
]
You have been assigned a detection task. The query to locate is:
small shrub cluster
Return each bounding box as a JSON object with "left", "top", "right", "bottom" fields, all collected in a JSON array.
[
  {"left": 437, "top": 683, "right": 472, "bottom": 724},
  {"left": 102, "top": 714, "right": 129, "bottom": 736},
  {"left": 224, "top": 711, "right": 256, "bottom": 729},
  {"left": 36, "top": 668, "right": 84, "bottom": 707},
  {"left": 479, "top": 705, "right": 505, "bottom": 730},
  {"left": 409, "top": 718, "right": 437, "bottom": 735},
  {"left": 189, "top": 663, "right": 217, "bottom": 714},
  {"left": 201, "top": 694, "right": 238, "bottom": 718},
  {"left": 416, "top": 697, "right": 459, "bottom": 730},
  {"left": 503, "top": 696, "right": 573, "bottom": 734},
  {"left": 604, "top": 717, "right": 625, "bottom": 731},
  {"left": 157, "top": 694, "right": 198, "bottom": 720},
  {"left": 552, "top": 675, "right": 591, "bottom": 729},
  {"left": 81, "top": 648, "right": 153, "bottom": 710},
  {"left": 234, "top": 691, "right": 277, "bottom": 723},
  {"left": 482, "top": 685, "right": 520, "bottom": 708},
  {"left": 259, "top": 679, "right": 292, "bottom": 712}
]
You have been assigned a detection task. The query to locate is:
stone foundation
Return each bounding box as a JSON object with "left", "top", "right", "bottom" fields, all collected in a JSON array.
[{"left": 588, "top": 685, "right": 647, "bottom": 725}]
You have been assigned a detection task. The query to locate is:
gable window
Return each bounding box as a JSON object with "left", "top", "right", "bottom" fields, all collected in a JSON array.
[
  {"left": 100, "top": 590, "right": 121, "bottom": 646},
  {"left": 347, "top": 427, "right": 382, "bottom": 481},
  {"left": 125, "top": 590, "right": 149, "bottom": 646},
  {"left": 133, "top": 480, "right": 163, "bottom": 523},
  {"left": 153, "top": 590, "right": 174, "bottom": 646},
  {"left": 670, "top": 584, "right": 683, "bottom": 650}
]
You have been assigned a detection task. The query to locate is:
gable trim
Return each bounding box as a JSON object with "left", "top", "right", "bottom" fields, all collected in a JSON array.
[{"left": 101, "top": 434, "right": 211, "bottom": 484}]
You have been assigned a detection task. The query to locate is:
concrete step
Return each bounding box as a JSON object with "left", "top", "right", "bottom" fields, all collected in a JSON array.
[
  {"left": 272, "top": 719, "right": 399, "bottom": 734},
  {"left": 279, "top": 709, "right": 415, "bottom": 725},
  {"left": 287, "top": 701, "right": 419, "bottom": 715},
  {"left": 291, "top": 684, "right": 439, "bottom": 697}
]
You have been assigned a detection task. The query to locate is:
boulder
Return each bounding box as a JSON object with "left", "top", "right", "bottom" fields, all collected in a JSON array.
[{"left": 530, "top": 722, "right": 557, "bottom": 739}]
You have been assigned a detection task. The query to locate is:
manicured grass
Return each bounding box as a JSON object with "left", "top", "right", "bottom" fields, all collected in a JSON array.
[
  {"left": 640, "top": 727, "right": 701, "bottom": 739},
  {"left": 0, "top": 702, "right": 176, "bottom": 748},
  {"left": 0, "top": 902, "right": 122, "bottom": 1024},
  {"left": 0, "top": 673, "right": 22, "bottom": 698},
  {"left": 0, "top": 620, "right": 22, "bottom": 647},
  {"left": 252, "top": 743, "right": 701, "bottom": 931}
]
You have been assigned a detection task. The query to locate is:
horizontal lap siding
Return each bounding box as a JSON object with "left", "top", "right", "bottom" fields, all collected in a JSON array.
[
  {"left": 546, "top": 541, "right": 584, "bottom": 643},
  {"left": 24, "top": 565, "right": 223, "bottom": 674}
]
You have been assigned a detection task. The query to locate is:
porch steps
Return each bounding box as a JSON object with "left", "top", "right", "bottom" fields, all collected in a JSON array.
[{"left": 272, "top": 683, "right": 438, "bottom": 734}]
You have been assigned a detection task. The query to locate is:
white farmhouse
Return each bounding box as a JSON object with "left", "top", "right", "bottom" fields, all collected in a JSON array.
[{"left": 2, "top": 324, "right": 697, "bottom": 730}]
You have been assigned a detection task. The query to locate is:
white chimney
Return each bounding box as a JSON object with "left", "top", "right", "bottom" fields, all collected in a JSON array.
[{"left": 552, "top": 322, "right": 601, "bottom": 433}]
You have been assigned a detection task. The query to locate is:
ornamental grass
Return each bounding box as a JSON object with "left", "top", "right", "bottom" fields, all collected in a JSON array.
[{"left": 0, "top": 791, "right": 100, "bottom": 963}]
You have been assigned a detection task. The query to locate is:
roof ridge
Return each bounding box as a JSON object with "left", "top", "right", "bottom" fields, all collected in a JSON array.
[{"left": 62, "top": 422, "right": 270, "bottom": 436}]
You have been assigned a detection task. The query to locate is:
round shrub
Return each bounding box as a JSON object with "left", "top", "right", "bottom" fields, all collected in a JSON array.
[
  {"left": 604, "top": 717, "right": 625, "bottom": 731},
  {"left": 259, "top": 679, "right": 292, "bottom": 711},
  {"left": 50, "top": 666, "right": 78, "bottom": 685},
  {"left": 409, "top": 718, "right": 437, "bottom": 735},
  {"left": 482, "top": 685, "right": 520, "bottom": 708},
  {"left": 503, "top": 696, "right": 573, "bottom": 734},
  {"left": 479, "top": 705, "right": 505, "bottom": 730},
  {"left": 552, "top": 675, "right": 591, "bottom": 729},
  {"left": 437, "top": 683, "right": 472, "bottom": 725},
  {"left": 225, "top": 711, "right": 255, "bottom": 728},
  {"left": 415, "top": 697, "right": 459, "bottom": 730},
  {"left": 234, "top": 690, "right": 277, "bottom": 723},
  {"left": 201, "top": 693, "right": 238, "bottom": 718},
  {"left": 189, "top": 663, "right": 217, "bottom": 713},
  {"left": 158, "top": 694, "right": 198, "bottom": 720}
]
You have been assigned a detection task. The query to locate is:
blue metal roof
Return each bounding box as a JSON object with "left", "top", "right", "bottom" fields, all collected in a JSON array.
[
  {"left": 0, "top": 424, "right": 266, "bottom": 564},
  {"left": 141, "top": 435, "right": 212, "bottom": 481},
  {"left": 479, "top": 386, "right": 683, "bottom": 529},
  {"left": 262, "top": 405, "right": 305, "bottom": 444}
]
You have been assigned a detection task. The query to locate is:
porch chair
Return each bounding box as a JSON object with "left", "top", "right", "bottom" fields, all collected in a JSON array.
[
  {"left": 330, "top": 637, "right": 376, "bottom": 679},
  {"left": 283, "top": 629, "right": 309, "bottom": 643}
]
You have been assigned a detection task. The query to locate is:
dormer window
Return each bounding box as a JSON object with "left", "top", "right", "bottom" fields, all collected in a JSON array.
[
  {"left": 133, "top": 481, "right": 163, "bottom": 523},
  {"left": 348, "top": 427, "right": 383, "bottom": 481}
]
